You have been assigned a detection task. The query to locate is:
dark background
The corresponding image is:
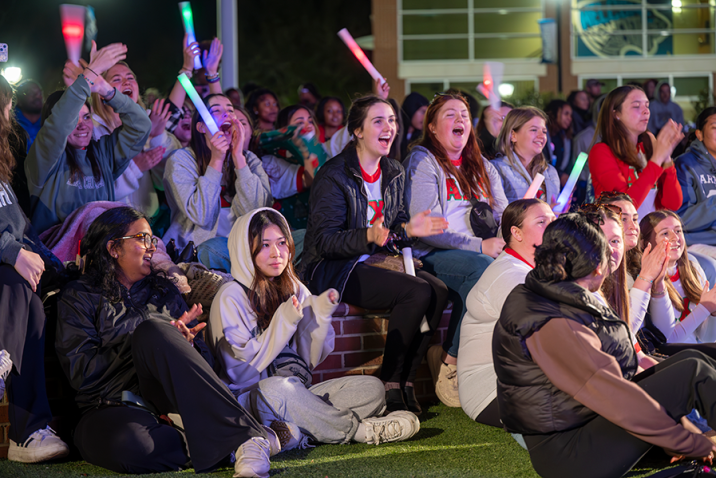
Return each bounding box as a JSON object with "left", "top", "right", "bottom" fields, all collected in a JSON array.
[{"left": 0, "top": 0, "right": 374, "bottom": 106}]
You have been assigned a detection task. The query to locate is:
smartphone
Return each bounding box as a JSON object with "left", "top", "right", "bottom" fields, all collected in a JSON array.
[{"left": 0, "top": 44, "right": 7, "bottom": 63}]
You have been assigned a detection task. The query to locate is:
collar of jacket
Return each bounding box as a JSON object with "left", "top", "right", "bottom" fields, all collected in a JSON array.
[{"left": 343, "top": 146, "right": 402, "bottom": 189}]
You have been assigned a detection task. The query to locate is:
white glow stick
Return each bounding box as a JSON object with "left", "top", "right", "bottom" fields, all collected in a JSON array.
[
  {"left": 337, "top": 28, "right": 386, "bottom": 85},
  {"left": 476, "top": 62, "right": 504, "bottom": 111},
  {"left": 60, "top": 4, "right": 86, "bottom": 66},
  {"left": 177, "top": 73, "right": 219, "bottom": 135},
  {"left": 402, "top": 247, "right": 430, "bottom": 333},
  {"left": 523, "top": 173, "right": 545, "bottom": 199},
  {"left": 554, "top": 152, "right": 589, "bottom": 213}
]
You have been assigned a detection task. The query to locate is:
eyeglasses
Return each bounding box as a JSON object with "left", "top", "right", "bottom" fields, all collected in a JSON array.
[
  {"left": 112, "top": 233, "right": 158, "bottom": 250},
  {"left": 579, "top": 203, "right": 622, "bottom": 226}
]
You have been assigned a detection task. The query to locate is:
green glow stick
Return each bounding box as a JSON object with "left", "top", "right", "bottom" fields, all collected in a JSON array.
[
  {"left": 178, "top": 2, "right": 202, "bottom": 69},
  {"left": 178, "top": 73, "right": 219, "bottom": 135},
  {"left": 555, "top": 152, "right": 588, "bottom": 213}
]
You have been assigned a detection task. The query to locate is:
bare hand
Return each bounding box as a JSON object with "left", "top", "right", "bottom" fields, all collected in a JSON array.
[
  {"left": 170, "top": 320, "right": 206, "bottom": 344},
  {"left": 208, "top": 131, "right": 230, "bottom": 166},
  {"left": 700, "top": 281, "right": 716, "bottom": 314},
  {"left": 182, "top": 33, "right": 200, "bottom": 71},
  {"left": 230, "top": 118, "right": 246, "bottom": 168},
  {"left": 63, "top": 58, "right": 88, "bottom": 87},
  {"left": 367, "top": 220, "right": 390, "bottom": 247},
  {"left": 406, "top": 210, "right": 449, "bottom": 238},
  {"left": 14, "top": 249, "right": 44, "bottom": 293},
  {"left": 87, "top": 41, "right": 127, "bottom": 76},
  {"left": 651, "top": 120, "right": 684, "bottom": 167},
  {"left": 639, "top": 240, "right": 669, "bottom": 284},
  {"left": 481, "top": 237, "right": 506, "bottom": 258},
  {"left": 149, "top": 99, "right": 172, "bottom": 138},
  {"left": 133, "top": 146, "right": 166, "bottom": 173},
  {"left": 328, "top": 290, "right": 339, "bottom": 304},
  {"left": 291, "top": 295, "right": 301, "bottom": 314},
  {"left": 175, "top": 304, "right": 203, "bottom": 325},
  {"left": 372, "top": 78, "right": 390, "bottom": 100},
  {"left": 202, "top": 37, "right": 224, "bottom": 76}
]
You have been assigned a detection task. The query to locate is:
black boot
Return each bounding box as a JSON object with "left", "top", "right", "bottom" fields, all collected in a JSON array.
[
  {"left": 403, "top": 386, "right": 422, "bottom": 415},
  {"left": 385, "top": 388, "right": 408, "bottom": 413}
]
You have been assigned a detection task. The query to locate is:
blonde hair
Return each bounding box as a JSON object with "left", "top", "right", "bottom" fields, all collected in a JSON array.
[
  {"left": 91, "top": 61, "right": 145, "bottom": 133},
  {"left": 495, "top": 106, "right": 549, "bottom": 190}
]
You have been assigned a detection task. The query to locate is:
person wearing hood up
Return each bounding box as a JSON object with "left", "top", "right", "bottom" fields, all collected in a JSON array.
[
  {"left": 649, "top": 82, "right": 685, "bottom": 135},
  {"left": 676, "top": 107, "right": 716, "bottom": 260},
  {"left": 475, "top": 101, "right": 513, "bottom": 160},
  {"left": 208, "top": 208, "right": 421, "bottom": 450},
  {"left": 399, "top": 92, "right": 428, "bottom": 161}
]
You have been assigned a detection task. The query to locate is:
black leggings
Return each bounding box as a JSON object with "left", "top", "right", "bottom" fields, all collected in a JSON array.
[
  {"left": 525, "top": 349, "right": 716, "bottom": 478},
  {"left": 341, "top": 263, "right": 449, "bottom": 384},
  {"left": 74, "top": 319, "right": 266, "bottom": 474}
]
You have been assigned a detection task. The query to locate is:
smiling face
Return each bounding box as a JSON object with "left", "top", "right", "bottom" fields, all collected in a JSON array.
[
  {"left": 696, "top": 114, "right": 716, "bottom": 159},
  {"left": 106, "top": 64, "right": 139, "bottom": 103},
  {"left": 197, "top": 96, "right": 236, "bottom": 140},
  {"left": 600, "top": 218, "right": 624, "bottom": 273},
  {"left": 174, "top": 104, "right": 194, "bottom": 145},
  {"left": 430, "top": 99, "right": 470, "bottom": 157},
  {"left": 615, "top": 89, "right": 650, "bottom": 138},
  {"left": 67, "top": 104, "right": 94, "bottom": 149},
  {"left": 235, "top": 110, "right": 252, "bottom": 151},
  {"left": 653, "top": 216, "right": 686, "bottom": 265},
  {"left": 255, "top": 94, "right": 279, "bottom": 124},
  {"left": 355, "top": 102, "right": 396, "bottom": 159},
  {"left": 611, "top": 199, "right": 639, "bottom": 250},
  {"left": 511, "top": 116, "right": 547, "bottom": 161},
  {"left": 110, "top": 218, "right": 156, "bottom": 287},
  {"left": 558, "top": 104, "right": 573, "bottom": 131},
  {"left": 289, "top": 107, "right": 315, "bottom": 136},
  {"left": 324, "top": 100, "right": 344, "bottom": 129},
  {"left": 254, "top": 224, "right": 289, "bottom": 278}
]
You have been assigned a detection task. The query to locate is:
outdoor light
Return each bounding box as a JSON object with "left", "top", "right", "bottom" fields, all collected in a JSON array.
[
  {"left": 498, "top": 83, "right": 515, "bottom": 97},
  {"left": 671, "top": 85, "right": 677, "bottom": 97},
  {"left": 672, "top": 0, "right": 682, "bottom": 13},
  {"left": 1, "top": 67, "right": 22, "bottom": 84}
]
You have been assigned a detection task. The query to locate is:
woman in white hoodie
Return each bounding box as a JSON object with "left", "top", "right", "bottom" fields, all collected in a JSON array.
[{"left": 208, "top": 208, "right": 420, "bottom": 450}]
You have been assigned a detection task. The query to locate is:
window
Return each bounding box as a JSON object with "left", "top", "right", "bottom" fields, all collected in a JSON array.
[
  {"left": 400, "top": 0, "right": 544, "bottom": 61},
  {"left": 572, "top": 0, "right": 716, "bottom": 57}
]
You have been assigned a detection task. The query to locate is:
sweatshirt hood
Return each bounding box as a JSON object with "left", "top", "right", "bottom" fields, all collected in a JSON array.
[
  {"left": 228, "top": 207, "right": 293, "bottom": 289},
  {"left": 401, "top": 92, "right": 429, "bottom": 124},
  {"left": 686, "top": 139, "right": 716, "bottom": 166},
  {"left": 654, "top": 81, "right": 670, "bottom": 105}
]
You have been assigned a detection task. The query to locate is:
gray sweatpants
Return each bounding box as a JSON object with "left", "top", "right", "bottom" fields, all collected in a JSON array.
[{"left": 237, "top": 375, "right": 386, "bottom": 444}]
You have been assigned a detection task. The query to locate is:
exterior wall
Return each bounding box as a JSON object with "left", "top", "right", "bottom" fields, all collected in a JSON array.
[{"left": 372, "top": 0, "right": 406, "bottom": 100}]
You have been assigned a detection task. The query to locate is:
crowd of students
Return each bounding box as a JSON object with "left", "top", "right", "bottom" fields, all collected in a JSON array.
[{"left": 2, "top": 34, "right": 716, "bottom": 478}]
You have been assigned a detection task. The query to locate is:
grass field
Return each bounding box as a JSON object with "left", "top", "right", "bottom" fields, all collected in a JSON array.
[{"left": 0, "top": 403, "right": 679, "bottom": 477}]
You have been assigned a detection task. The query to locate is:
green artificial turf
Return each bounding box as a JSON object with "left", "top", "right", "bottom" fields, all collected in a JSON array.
[{"left": 0, "top": 403, "right": 681, "bottom": 477}]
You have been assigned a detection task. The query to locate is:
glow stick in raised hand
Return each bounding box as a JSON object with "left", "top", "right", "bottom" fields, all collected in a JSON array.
[
  {"left": 179, "top": 2, "right": 202, "bottom": 70},
  {"left": 554, "top": 152, "right": 588, "bottom": 213},
  {"left": 476, "top": 62, "right": 504, "bottom": 111},
  {"left": 60, "top": 4, "right": 86, "bottom": 66},
  {"left": 338, "top": 28, "right": 385, "bottom": 85},
  {"left": 523, "top": 173, "right": 545, "bottom": 199},
  {"left": 178, "top": 73, "right": 219, "bottom": 135}
]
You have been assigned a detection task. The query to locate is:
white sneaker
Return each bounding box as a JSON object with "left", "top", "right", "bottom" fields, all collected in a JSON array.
[
  {"left": 8, "top": 426, "right": 69, "bottom": 463},
  {"left": 361, "top": 411, "right": 421, "bottom": 445},
  {"left": 233, "top": 436, "right": 272, "bottom": 478},
  {"left": 0, "top": 350, "right": 12, "bottom": 402},
  {"left": 262, "top": 425, "right": 281, "bottom": 457},
  {"left": 270, "top": 420, "right": 312, "bottom": 452}
]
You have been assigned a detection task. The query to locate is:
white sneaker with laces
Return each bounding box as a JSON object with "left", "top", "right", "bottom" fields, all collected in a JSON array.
[
  {"left": 233, "top": 436, "right": 272, "bottom": 478},
  {"left": 8, "top": 426, "right": 70, "bottom": 463},
  {"left": 362, "top": 411, "right": 421, "bottom": 445},
  {"left": 0, "top": 350, "right": 12, "bottom": 402}
]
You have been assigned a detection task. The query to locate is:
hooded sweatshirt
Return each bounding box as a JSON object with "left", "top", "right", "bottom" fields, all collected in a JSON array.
[
  {"left": 400, "top": 92, "right": 429, "bottom": 160},
  {"left": 207, "top": 207, "right": 338, "bottom": 396},
  {"left": 648, "top": 82, "right": 685, "bottom": 134},
  {"left": 676, "top": 140, "right": 716, "bottom": 246}
]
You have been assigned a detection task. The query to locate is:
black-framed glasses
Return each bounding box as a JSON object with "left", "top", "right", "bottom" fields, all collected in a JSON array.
[{"left": 112, "top": 233, "right": 158, "bottom": 250}]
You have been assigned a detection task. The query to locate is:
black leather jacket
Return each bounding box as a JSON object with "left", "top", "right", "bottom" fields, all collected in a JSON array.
[
  {"left": 56, "top": 275, "right": 213, "bottom": 413},
  {"left": 300, "top": 146, "right": 414, "bottom": 297}
]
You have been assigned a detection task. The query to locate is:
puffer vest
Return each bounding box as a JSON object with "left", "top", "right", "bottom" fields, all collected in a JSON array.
[{"left": 492, "top": 272, "right": 637, "bottom": 435}]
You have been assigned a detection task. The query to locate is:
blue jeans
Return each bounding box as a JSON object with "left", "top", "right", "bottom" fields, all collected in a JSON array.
[
  {"left": 196, "top": 229, "right": 307, "bottom": 273},
  {"left": 421, "top": 248, "right": 493, "bottom": 357}
]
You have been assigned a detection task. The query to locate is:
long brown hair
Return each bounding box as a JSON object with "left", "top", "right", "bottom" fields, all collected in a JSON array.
[
  {"left": 91, "top": 61, "right": 145, "bottom": 133},
  {"left": 189, "top": 94, "right": 238, "bottom": 198},
  {"left": 248, "top": 210, "right": 299, "bottom": 330},
  {"left": 0, "top": 76, "right": 18, "bottom": 183},
  {"left": 598, "top": 191, "right": 642, "bottom": 279},
  {"left": 640, "top": 210, "right": 702, "bottom": 312},
  {"left": 418, "top": 94, "right": 493, "bottom": 205},
  {"left": 495, "top": 106, "right": 550, "bottom": 196},
  {"left": 595, "top": 85, "right": 653, "bottom": 171}
]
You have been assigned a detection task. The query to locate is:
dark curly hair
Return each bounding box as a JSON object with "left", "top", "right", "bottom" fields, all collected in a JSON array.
[
  {"left": 80, "top": 207, "right": 169, "bottom": 302},
  {"left": 315, "top": 96, "right": 346, "bottom": 126},
  {"left": 533, "top": 212, "right": 608, "bottom": 283}
]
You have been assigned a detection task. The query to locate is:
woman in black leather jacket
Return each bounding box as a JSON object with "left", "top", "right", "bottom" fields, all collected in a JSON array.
[
  {"left": 300, "top": 95, "right": 449, "bottom": 415},
  {"left": 56, "top": 206, "right": 277, "bottom": 477}
]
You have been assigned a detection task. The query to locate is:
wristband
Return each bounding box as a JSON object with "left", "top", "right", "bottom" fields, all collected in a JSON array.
[
  {"left": 651, "top": 290, "right": 666, "bottom": 298},
  {"left": 79, "top": 73, "right": 94, "bottom": 86},
  {"left": 207, "top": 74, "right": 221, "bottom": 84},
  {"left": 101, "top": 87, "right": 117, "bottom": 102},
  {"left": 637, "top": 275, "right": 654, "bottom": 284},
  {"left": 179, "top": 68, "right": 193, "bottom": 79},
  {"left": 206, "top": 71, "right": 220, "bottom": 80}
]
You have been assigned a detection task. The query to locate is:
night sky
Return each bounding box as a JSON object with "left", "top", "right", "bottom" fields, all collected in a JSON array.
[{"left": 0, "top": 0, "right": 374, "bottom": 106}]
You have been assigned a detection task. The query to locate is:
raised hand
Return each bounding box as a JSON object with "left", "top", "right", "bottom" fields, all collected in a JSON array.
[
  {"left": 87, "top": 41, "right": 127, "bottom": 76},
  {"left": 133, "top": 146, "right": 166, "bottom": 173},
  {"left": 372, "top": 78, "right": 390, "bottom": 100},
  {"left": 63, "top": 58, "right": 89, "bottom": 87},
  {"left": 182, "top": 33, "right": 200, "bottom": 71},
  {"left": 14, "top": 248, "right": 45, "bottom": 293},
  {"left": 149, "top": 99, "right": 172, "bottom": 138},
  {"left": 406, "top": 210, "right": 448, "bottom": 238},
  {"left": 367, "top": 220, "right": 390, "bottom": 247},
  {"left": 202, "top": 37, "right": 224, "bottom": 76},
  {"left": 637, "top": 240, "right": 668, "bottom": 291},
  {"left": 651, "top": 120, "right": 684, "bottom": 167}
]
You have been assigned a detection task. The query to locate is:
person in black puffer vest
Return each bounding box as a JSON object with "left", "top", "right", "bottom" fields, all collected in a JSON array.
[{"left": 493, "top": 212, "right": 716, "bottom": 478}]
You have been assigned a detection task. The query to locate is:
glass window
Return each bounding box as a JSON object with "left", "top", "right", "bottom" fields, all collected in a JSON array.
[
  {"left": 646, "top": 33, "right": 715, "bottom": 54},
  {"left": 404, "top": 39, "right": 470, "bottom": 60},
  {"left": 474, "top": 0, "right": 541, "bottom": 7},
  {"left": 403, "top": 14, "right": 469, "bottom": 35},
  {"left": 473, "top": 12, "right": 542, "bottom": 34},
  {"left": 474, "top": 37, "right": 542, "bottom": 59},
  {"left": 574, "top": 32, "right": 645, "bottom": 57},
  {"left": 403, "top": 0, "right": 467, "bottom": 9},
  {"left": 673, "top": 76, "right": 710, "bottom": 96}
]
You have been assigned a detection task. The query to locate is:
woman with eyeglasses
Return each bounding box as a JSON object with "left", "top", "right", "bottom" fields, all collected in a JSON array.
[
  {"left": 588, "top": 85, "right": 684, "bottom": 218},
  {"left": 56, "top": 206, "right": 279, "bottom": 476},
  {"left": 403, "top": 93, "right": 508, "bottom": 408}
]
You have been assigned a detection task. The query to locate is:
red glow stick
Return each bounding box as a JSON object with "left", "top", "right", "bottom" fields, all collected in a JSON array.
[
  {"left": 337, "top": 28, "right": 385, "bottom": 85},
  {"left": 60, "top": 4, "right": 86, "bottom": 66}
]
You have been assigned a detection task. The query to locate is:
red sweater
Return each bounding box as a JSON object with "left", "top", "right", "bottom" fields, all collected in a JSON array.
[{"left": 588, "top": 142, "right": 682, "bottom": 210}]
